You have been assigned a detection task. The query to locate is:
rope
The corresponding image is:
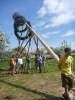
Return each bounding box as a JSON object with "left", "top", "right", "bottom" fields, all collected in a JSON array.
[
  {"left": 33, "top": 37, "right": 40, "bottom": 54},
  {"left": 16, "top": 39, "right": 20, "bottom": 55},
  {"left": 19, "top": 35, "right": 32, "bottom": 55},
  {"left": 16, "top": 31, "right": 23, "bottom": 55},
  {"left": 27, "top": 39, "right": 31, "bottom": 54}
]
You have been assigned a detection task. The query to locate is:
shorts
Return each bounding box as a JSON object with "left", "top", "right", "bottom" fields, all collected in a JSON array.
[{"left": 61, "top": 74, "right": 73, "bottom": 88}]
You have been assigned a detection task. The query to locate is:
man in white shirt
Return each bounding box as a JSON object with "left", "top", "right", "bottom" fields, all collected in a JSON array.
[{"left": 18, "top": 56, "right": 23, "bottom": 73}]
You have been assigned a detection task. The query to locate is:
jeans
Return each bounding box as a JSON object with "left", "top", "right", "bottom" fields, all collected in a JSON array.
[{"left": 39, "top": 63, "right": 42, "bottom": 73}]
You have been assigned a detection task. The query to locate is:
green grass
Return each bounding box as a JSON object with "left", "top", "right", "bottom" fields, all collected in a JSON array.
[
  {"left": 0, "top": 55, "right": 75, "bottom": 100},
  {"left": 0, "top": 58, "right": 59, "bottom": 74},
  {"left": 0, "top": 60, "right": 9, "bottom": 69},
  {"left": 0, "top": 55, "right": 75, "bottom": 72}
]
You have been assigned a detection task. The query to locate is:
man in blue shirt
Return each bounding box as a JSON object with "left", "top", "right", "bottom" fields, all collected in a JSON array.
[{"left": 38, "top": 54, "right": 42, "bottom": 73}]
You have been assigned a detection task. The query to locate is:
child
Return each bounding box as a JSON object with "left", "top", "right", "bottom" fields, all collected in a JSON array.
[{"left": 10, "top": 55, "right": 15, "bottom": 76}]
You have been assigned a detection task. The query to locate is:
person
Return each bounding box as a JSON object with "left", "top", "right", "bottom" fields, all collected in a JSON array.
[
  {"left": 9, "top": 55, "right": 15, "bottom": 76},
  {"left": 18, "top": 56, "right": 24, "bottom": 73},
  {"left": 14, "top": 55, "right": 19, "bottom": 73},
  {"left": 35, "top": 54, "right": 39, "bottom": 70},
  {"left": 26, "top": 54, "right": 31, "bottom": 73},
  {"left": 58, "top": 53, "right": 61, "bottom": 58},
  {"left": 58, "top": 48, "right": 74, "bottom": 99},
  {"left": 42, "top": 55, "right": 46, "bottom": 67},
  {"left": 38, "top": 54, "right": 42, "bottom": 73}
]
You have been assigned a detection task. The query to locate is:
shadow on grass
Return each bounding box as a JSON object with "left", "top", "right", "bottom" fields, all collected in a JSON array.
[
  {"left": 0, "top": 71, "right": 11, "bottom": 77},
  {"left": 0, "top": 79, "right": 65, "bottom": 100}
]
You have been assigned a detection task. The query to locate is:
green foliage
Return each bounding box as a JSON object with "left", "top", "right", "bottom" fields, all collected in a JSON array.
[
  {"left": 0, "top": 55, "right": 75, "bottom": 73},
  {"left": 0, "top": 28, "right": 10, "bottom": 59},
  {"left": 9, "top": 47, "right": 26, "bottom": 57},
  {"left": 39, "top": 47, "right": 47, "bottom": 54}
]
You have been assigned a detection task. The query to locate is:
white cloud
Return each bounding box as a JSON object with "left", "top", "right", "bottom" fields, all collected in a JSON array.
[
  {"left": 49, "top": 13, "right": 75, "bottom": 27},
  {"left": 37, "top": 0, "right": 75, "bottom": 28},
  {"left": 41, "top": 31, "right": 60, "bottom": 39},
  {"left": 62, "top": 30, "right": 75, "bottom": 37},
  {"left": 37, "top": 7, "right": 47, "bottom": 18},
  {"left": 32, "top": 21, "right": 45, "bottom": 30},
  {"left": 41, "top": 34, "right": 49, "bottom": 39},
  {"left": 50, "top": 31, "right": 60, "bottom": 34}
]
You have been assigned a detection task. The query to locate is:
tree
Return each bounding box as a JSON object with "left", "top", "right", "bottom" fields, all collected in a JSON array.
[
  {"left": 0, "top": 28, "right": 10, "bottom": 59},
  {"left": 46, "top": 40, "right": 71, "bottom": 55},
  {"left": 39, "top": 47, "right": 47, "bottom": 54},
  {"left": 9, "top": 46, "right": 26, "bottom": 56},
  {"left": 60, "top": 40, "right": 71, "bottom": 54},
  {"left": 46, "top": 47, "right": 56, "bottom": 54}
]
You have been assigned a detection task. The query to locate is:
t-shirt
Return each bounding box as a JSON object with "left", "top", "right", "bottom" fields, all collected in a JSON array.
[
  {"left": 38, "top": 56, "right": 42, "bottom": 64},
  {"left": 59, "top": 56, "right": 74, "bottom": 75},
  {"left": 42, "top": 56, "right": 46, "bottom": 61},
  {"left": 18, "top": 58, "right": 23, "bottom": 64},
  {"left": 15, "top": 58, "right": 18, "bottom": 64},
  {"left": 10, "top": 58, "right": 15, "bottom": 65}
]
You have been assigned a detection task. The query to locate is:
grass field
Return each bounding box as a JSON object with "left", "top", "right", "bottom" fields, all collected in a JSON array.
[{"left": 0, "top": 55, "right": 75, "bottom": 100}]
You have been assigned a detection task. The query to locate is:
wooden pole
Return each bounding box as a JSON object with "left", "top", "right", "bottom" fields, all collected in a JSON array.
[{"left": 25, "top": 22, "right": 59, "bottom": 63}]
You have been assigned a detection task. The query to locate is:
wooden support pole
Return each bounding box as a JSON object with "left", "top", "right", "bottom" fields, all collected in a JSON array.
[{"left": 25, "top": 22, "right": 59, "bottom": 63}]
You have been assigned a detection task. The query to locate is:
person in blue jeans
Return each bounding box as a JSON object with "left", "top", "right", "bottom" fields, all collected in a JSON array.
[{"left": 38, "top": 54, "right": 42, "bottom": 73}]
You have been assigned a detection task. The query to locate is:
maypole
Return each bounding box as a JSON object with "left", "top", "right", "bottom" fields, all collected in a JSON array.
[
  {"left": 25, "top": 22, "right": 59, "bottom": 63},
  {"left": 13, "top": 12, "right": 59, "bottom": 63}
]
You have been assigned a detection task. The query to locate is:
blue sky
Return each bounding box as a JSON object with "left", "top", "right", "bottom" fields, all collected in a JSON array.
[{"left": 0, "top": 0, "right": 75, "bottom": 50}]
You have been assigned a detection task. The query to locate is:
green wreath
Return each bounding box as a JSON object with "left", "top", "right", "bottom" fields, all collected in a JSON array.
[{"left": 14, "top": 16, "right": 33, "bottom": 40}]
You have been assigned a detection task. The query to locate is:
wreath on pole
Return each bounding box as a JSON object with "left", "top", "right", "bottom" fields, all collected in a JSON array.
[{"left": 13, "top": 12, "right": 33, "bottom": 40}]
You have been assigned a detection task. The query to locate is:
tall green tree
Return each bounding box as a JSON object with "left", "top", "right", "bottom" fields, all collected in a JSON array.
[{"left": 0, "top": 28, "right": 10, "bottom": 59}]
